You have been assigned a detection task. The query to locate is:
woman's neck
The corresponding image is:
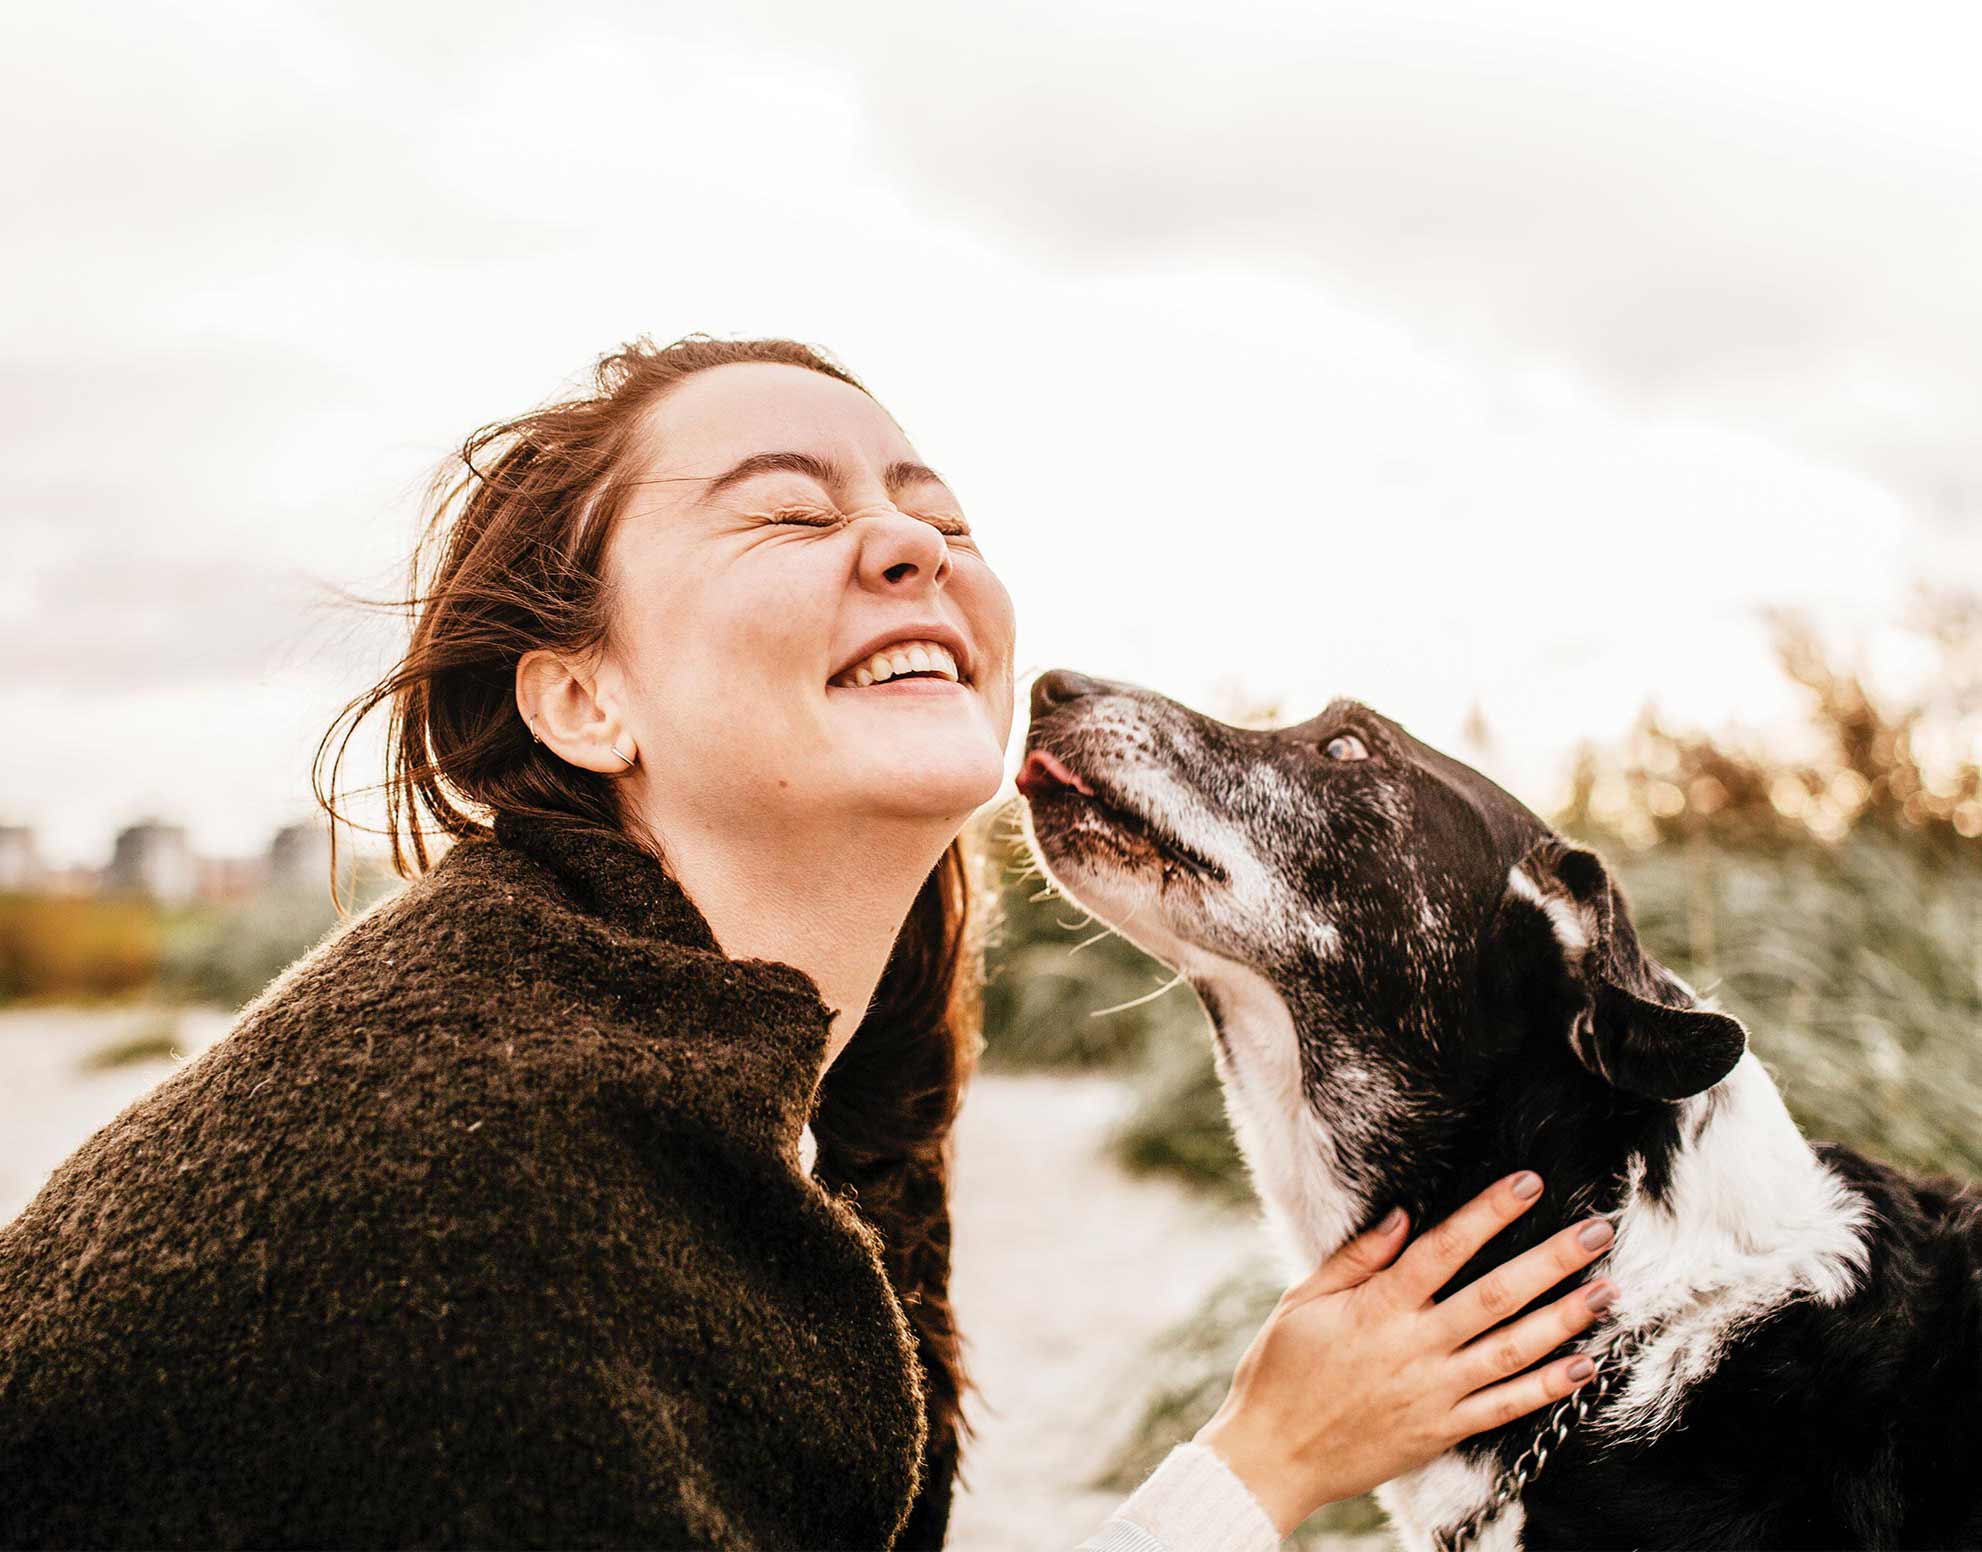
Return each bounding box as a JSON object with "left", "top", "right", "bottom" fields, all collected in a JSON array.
[{"left": 638, "top": 805, "right": 958, "bottom": 1076}]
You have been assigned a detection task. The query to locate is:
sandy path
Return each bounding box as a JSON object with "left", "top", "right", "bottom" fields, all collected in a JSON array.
[
  {"left": 944, "top": 1069, "right": 1277, "bottom": 1551},
  {"left": 0, "top": 1004, "right": 233, "bottom": 1224}
]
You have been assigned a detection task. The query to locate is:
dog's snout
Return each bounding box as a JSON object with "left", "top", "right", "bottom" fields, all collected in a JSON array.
[{"left": 1030, "top": 669, "right": 1115, "bottom": 718}]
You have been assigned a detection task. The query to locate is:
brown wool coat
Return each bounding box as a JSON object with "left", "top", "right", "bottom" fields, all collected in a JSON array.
[{"left": 0, "top": 811, "right": 948, "bottom": 1550}]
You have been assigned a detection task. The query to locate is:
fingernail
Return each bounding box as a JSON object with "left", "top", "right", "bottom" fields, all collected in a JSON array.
[
  {"left": 1510, "top": 1171, "right": 1542, "bottom": 1199},
  {"left": 1578, "top": 1219, "right": 1615, "bottom": 1251},
  {"left": 1379, "top": 1206, "right": 1406, "bottom": 1233},
  {"left": 1583, "top": 1281, "right": 1617, "bottom": 1313},
  {"left": 1567, "top": 1356, "right": 1596, "bottom": 1382}
]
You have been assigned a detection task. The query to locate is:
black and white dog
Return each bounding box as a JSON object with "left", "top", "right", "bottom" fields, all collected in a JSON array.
[{"left": 1017, "top": 670, "right": 1982, "bottom": 1551}]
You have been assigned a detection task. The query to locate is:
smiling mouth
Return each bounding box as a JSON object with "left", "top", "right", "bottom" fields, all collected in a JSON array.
[
  {"left": 828, "top": 638, "right": 972, "bottom": 690},
  {"left": 1017, "top": 748, "right": 1226, "bottom": 882}
]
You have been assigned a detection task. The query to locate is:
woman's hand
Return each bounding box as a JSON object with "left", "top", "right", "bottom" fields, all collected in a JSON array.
[{"left": 1191, "top": 1171, "right": 1616, "bottom": 1538}]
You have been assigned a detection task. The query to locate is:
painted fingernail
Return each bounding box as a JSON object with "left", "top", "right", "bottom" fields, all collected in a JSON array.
[
  {"left": 1511, "top": 1172, "right": 1543, "bottom": 1199},
  {"left": 1380, "top": 1206, "right": 1407, "bottom": 1233},
  {"left": 1578, "top": 1219, "right": 1615, "bottom": 1250},
  {"left": 1583, "top": 1281, "right": 1617, "bottom": 1313},
  {"left": 1567, "top": 1356, "right": 1596, "bottom": 1382}
]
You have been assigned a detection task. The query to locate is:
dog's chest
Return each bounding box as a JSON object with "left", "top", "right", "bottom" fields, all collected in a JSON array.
[{"left": 1377, "top": 1454, "right": 1525, "bottom": 1552}]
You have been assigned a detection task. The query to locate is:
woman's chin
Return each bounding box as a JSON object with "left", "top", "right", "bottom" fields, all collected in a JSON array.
[
  {"left": 840, "top": 743, "right": 1007, "bottom": 822},
  {"left": 820, "top": 685, "right": 1011, "bottom": 817}
]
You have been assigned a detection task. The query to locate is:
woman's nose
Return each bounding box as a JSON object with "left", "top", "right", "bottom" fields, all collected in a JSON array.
[{"left": 855, "top": 509, "right": 952, "bottom": 592}]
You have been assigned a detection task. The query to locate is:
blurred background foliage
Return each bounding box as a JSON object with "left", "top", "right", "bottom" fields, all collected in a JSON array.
[
  {"left": 0, "top": 865, "right": 399, "bottom": 1016},
  {"left": 0, "top": 894, "right": 162, "bottom": 1004},
  {"left": 972, "top": 589, "right": 1981, "bottom": 1544}
]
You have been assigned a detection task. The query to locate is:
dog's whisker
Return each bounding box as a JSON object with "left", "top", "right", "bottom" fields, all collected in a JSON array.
[
  {"left": 1069, "top": 896, "right": 1153, "bottom": 958},
  {"left": 1087, "top": 968, "right": 1187, "bottom": 1018}
]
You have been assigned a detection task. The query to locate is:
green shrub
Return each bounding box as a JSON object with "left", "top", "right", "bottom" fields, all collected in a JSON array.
[
  {"left": 154, "top": 890, "right": 346, "bottom": 1010},
  {"left": 974, "top": 802, "right": 1208, "bottom": 1073},
  {"left": 1108, "top": 1028, "right": 1249, "bottom": 1202},
  {"left": 78, "top": 1009, "right": 186, "bottom": 1070}
]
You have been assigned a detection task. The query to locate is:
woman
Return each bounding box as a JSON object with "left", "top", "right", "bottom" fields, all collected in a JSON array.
[{"left": 0, "top": 336, "right": 1616, "bottom": 1550}]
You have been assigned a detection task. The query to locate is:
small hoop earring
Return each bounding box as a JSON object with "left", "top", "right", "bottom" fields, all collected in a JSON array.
[{"left": 529, "top": 714, "right": 632, "bottom": 770}]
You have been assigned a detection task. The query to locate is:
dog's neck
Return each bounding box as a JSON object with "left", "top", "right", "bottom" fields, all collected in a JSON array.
[
  {"left": 1192, "top": 958, "right": 1372, "bottom": 1273},
  {"left": 1195, "top": 957, "right": 1871, "bottom": 1386}
]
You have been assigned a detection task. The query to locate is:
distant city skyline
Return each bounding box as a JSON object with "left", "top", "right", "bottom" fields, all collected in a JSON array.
[{"left": 0, "top": 815, "right": 347, "bottom": 901}]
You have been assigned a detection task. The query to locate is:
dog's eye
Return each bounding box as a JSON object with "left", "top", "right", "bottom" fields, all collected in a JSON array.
[{"left": 1323, "top": 732, "right": 1370, "bottom": 762}]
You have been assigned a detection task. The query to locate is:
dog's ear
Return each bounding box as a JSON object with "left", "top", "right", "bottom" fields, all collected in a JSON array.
[{"left": 1484, "top": 837, "right": 1745, "bottom": 1100}]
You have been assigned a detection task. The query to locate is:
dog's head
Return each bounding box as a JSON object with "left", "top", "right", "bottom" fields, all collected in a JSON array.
[{"left": 1019, "top": 670, "right": 1746, "bottom": 1246}]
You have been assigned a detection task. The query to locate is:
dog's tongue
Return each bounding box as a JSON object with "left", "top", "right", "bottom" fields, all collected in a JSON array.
[{"left": 1016, "top": 749, "right": 1095, "bottom": 799}]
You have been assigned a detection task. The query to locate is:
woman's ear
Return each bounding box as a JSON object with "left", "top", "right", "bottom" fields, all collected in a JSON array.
[
  {"left": 1484, "top": 837, "right": 1746, "bottom": 1101},
  {"left": 516, "top": 648, "right": 638, "bottom": 774}
]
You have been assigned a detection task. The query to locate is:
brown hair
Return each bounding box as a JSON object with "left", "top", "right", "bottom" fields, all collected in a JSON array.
[{"left": 313, "top": 333, "right": 980, "bottom": 1514}]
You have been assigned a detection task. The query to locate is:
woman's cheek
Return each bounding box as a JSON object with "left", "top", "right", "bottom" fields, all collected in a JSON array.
[
  {"left": 978, "top": 582, "right": 1020, "bottom": 742},
  {"left": 967, "top": 556, "right": 1017, "bottom": 650}
]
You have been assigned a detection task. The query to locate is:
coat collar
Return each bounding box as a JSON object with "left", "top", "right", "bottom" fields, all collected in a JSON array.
[
  {"left": 485, "top": 807, "right": 836, "bottom": 1018},
  {"left": 492, "top": 809, "right": 727, "bottom": 955},
  {"left": 484, "top": 810, "right": 835, "bottom": 1153}
]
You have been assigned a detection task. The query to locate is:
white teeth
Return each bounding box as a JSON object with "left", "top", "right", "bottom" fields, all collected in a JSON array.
[{"left": 830, "top": 638, "right": 964, "bottom": 687}]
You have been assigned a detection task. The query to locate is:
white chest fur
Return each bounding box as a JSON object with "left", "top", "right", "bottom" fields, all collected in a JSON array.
[
  {"left": 1378, "top": 1454, "right": 1526, "bottom": 1552},
  {"left": 1588, "top": 1049, "right": 1871, "bottom": 1445}
]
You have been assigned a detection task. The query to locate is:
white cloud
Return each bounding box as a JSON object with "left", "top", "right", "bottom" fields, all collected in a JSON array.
[
  {"left": 743, "top": 0, "right": 1982, "bottom": 525},
  {"left": 0, "top": 0, "right": 1968, "bottom": 863}
]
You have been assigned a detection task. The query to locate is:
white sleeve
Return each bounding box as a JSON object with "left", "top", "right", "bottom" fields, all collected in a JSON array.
[{"left": 1073, "top": 1441, "right": 1284, "bottom": 1551}]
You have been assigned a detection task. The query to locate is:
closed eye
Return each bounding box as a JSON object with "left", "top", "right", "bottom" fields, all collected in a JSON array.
[
  {"left": 765, "top": 507, "right": 973, "bottom": 540},
  {"left": 767, "top": 506, "right": 847, "bottom": 529}
]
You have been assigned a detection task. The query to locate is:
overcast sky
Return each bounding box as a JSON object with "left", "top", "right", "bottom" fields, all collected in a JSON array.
[{"left": 4, "top": 0, "right": 1977, "bottom": 866}]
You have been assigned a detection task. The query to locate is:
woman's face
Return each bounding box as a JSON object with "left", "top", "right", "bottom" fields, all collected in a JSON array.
[{"left": 598, "top": 361, "right": 1017, "bottom": 838}]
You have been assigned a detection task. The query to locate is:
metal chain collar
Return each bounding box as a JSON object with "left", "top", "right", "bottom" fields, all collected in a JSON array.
[{"left": 1430, "top": 1319, "right": 1657, "bottom": 1552}]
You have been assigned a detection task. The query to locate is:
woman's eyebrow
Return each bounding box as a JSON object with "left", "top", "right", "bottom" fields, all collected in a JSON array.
[{"left": 696, "top": 450, "right": 948, "bottom": 504}]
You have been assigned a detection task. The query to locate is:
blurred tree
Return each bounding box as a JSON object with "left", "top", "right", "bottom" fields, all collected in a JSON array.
[{"left": 1557, "top": 587, "right": 1982, "bottom": 851}]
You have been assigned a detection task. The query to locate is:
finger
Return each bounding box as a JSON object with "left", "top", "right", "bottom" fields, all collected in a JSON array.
[
  {"left": 1379, "top": 1171, "right": 1545, "bottom": 1309},
  {"left": 1432, "top": 1215, "right": 1618, "bottom": 1347},
  {"left": 1292, "top": 1206, "right": 1411, "bottom": 1299},
  {"left": 1444, "top": 1350, "right": 1600, "bottom": 1442},
  {"left": 1452, "top": 1279, "right": 1616, "bottom": 1393}
]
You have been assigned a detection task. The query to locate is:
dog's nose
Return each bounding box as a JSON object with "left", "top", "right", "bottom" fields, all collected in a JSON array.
[{"left": 1030, "top": 669, "right": 1113, "bottom": 718}]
